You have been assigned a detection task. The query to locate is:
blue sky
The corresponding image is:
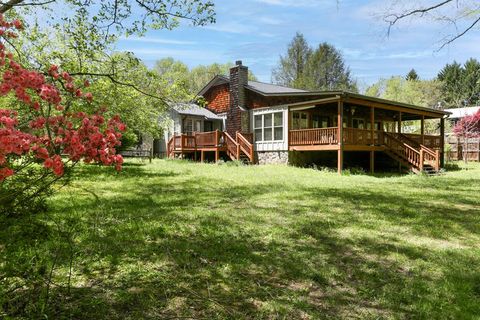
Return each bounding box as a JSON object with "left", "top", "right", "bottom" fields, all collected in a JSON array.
[{"left": 117, "top": 0, "right": 480, "bottom": 89}]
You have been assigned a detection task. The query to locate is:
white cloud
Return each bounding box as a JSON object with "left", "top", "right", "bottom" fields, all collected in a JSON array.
[
  {"left": 203, "top": 21, "right": 255, "bottom": 34},
  {"left": 258, "top": 16, "right": 283, "bottom": 25},
  {"left": 254, "top": 0, "right": 327, "bottom": 7},
  {"left": 119, "top": 36, "right": 197, "bottom": 45},
  {"left": 116, "top": 48, "right": 225, "bottom": 61}
]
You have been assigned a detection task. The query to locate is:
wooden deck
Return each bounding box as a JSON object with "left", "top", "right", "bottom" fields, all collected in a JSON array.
[
  {"left": 167, "top": 130, "right": 255, "bottom": 163},
  {"left": 288, "top": 127, "right": 441, "bottom": 173}
]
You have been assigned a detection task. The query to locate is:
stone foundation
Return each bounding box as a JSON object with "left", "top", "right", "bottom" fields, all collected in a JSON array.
[{"left": 256, "top": 151, "right": 289, "bottom": 165}]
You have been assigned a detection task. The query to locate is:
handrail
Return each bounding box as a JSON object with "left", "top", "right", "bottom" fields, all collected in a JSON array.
[
  {"left": 384, "top": 132, "right": 421, "bottom": 169},
  {"left": 236, "top": 131, "right": 254, "bottom": 163},
  {"left": 398, "top": 133, "right": 440, "bottom": 172},
  {"left": 393, "top": 133, "right": 421, "bottom": 148},
  {"left": 167, "top": 136, "right": 174, "bottom": 157},
  {"left": 224, "top": 132, "right": 240, "bottom": 160}
]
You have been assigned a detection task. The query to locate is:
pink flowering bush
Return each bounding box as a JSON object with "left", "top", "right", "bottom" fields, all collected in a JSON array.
[{"left": 0, "top": 16, "right": 125, "bottom": 215}]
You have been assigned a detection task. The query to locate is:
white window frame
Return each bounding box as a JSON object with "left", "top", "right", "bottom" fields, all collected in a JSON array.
[{"left": 254, "top": 112, "right": 284, "bottom": 142}]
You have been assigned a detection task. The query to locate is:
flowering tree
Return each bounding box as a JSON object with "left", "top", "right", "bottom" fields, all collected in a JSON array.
[
  {"left": 453, "top": 110, "right": 480, "bottom": 163},
  {"left": 0, "top": 16, "right": 125, "bottom": 215}
]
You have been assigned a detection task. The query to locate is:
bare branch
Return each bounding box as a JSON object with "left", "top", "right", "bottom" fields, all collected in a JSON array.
[
  {"left": 67, "top": 71, "right": 168, "bottom": 103},
  {"left": 0, "top": 0, "right": 57, "bottom": 13},
  {"left": 437, "top": 16, "right": 480, "bottom": 50},
  {"left": 385, "top": 0, "right": 454, "bottom": 36}
]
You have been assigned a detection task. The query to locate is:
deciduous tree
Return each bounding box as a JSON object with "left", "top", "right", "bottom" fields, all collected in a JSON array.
[
  {"left": 0, "top": 17, "right": 125, "bottom": 215},
  {"left": 453, "top": 110, "right": 480, "bottom": 163}
]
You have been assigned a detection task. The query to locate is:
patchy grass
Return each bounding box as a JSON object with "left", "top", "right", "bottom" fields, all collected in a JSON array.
[{"left": 1, "top": 160, "right": 480, "bottom": 319}]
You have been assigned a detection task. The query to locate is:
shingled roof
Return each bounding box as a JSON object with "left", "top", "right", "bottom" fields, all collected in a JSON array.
[
  {"left": 171, "top": 103, "right": 223, "bottom": 120},
  {"left": 197, "top": 75, "right": 306, "bottom": 96},
  {"left": 246, "top": 81, "right": 307, "bottom": 94}
]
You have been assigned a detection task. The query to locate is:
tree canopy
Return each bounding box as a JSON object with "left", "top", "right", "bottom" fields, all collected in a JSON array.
[
  {"left": 0, "top": 0, "right": 216, "bottom": 141},
  {"left": 272, "top": 32, "right": 311, "bottom": 89},
  {"left": 365, "top": 76, "right": 442, "bottom": 109},
  {"left": 437, "top": 58, "right": 480, "bottom": 108},
  {"left": 154, "top": 58, "right": 258, "bottom": 95},
  {"left": 272, "top": 33, "right": 356, "bottom": 92}
]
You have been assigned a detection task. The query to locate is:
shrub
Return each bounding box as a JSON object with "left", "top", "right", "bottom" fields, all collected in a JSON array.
[{"left": 0, "top": 16, "right": 125, "bottom": 216}]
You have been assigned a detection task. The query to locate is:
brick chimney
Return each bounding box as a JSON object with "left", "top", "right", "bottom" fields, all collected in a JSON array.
[{"left": 227, "top": 60, "right": 249, "bottom": 135}]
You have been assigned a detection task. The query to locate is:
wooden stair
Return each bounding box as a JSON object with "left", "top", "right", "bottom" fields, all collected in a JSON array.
[
  {"left": 383, "top": 132, "right": 440, "bottom": 175},
  {"left": 167, "top": 131, "right": 255, "bottom": 164}
]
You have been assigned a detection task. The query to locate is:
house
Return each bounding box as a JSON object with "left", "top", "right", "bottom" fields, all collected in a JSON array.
[
  {"left": 444, "top": 106, "right": 480, "bottom": 126},
  {"left": 166, "top": 61, "right": 450, "bottom": 174}
]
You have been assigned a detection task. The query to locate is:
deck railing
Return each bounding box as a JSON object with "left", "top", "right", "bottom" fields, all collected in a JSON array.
[
  {"left": 289, "top": 127, "right": 440, "bottom": 149},
  {"left": 194, "top": 131, "right": 220, "bottom": 147},
  {"left": 343, "top": 128, "right": 384, "bottom": 145},
  {"left": 289, "top": 127, "right": 338, "bottom": 145},
  {"left": 404, "top": 133, "right": 441, "bottom": 149}
]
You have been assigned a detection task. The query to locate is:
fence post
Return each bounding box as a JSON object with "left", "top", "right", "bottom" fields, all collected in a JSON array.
[{"left": 149, "top": 148, "right": 153, "bottom": 163}]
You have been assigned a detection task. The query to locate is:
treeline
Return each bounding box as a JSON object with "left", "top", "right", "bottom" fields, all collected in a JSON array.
[
  {"left": 366, "top": 59, "right": 480, "bottom": 109},
  {"left": 153, "top": 58, "right": 257, "bottom": 96},
  {"left": 272, "top": 33, "right": 480, "bottom": 109}
]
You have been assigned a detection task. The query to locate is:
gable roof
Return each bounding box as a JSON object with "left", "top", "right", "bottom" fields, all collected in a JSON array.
[
  {"left": 444, "top": 106, "right": 480, "bottom": 119},
  {"left": 197, "top": 75, "right": 229, "bottom": 96},
  {"left": 172, "top": 103, "right": 223, "bottom": 120}
]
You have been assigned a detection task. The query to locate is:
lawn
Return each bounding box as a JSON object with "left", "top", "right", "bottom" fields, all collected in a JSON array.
[{"left": 1, "top": 160, "right": 480, "bottom": 319}]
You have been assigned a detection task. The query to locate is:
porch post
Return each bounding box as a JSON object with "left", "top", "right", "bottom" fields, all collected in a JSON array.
[
  {"left": 370, "top": 106, "right": 375, "bottom": 145},
  {"left": 421, "top": 115, "right": 425, "bottom": 145},
  {"left": 398, "top": 111, "right": 402, "bottom": 133},
  {"left": 440, "top": 117, "right": 445, "bottom": 168},
  {"left": 337, "top": 99, "right": 344, "bottom": 174}
]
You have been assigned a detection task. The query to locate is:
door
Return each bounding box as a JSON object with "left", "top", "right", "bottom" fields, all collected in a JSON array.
[{"left": 204, "top": 120, "right": 213, "bottom": 132}]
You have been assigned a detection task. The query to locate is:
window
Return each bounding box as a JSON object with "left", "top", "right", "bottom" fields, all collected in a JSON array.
[
  {"left": 353, "top": 118, "right": 365, "bottom": 129},
  {"left": 366, "top": 122, "right": 381, "bottom": 130},
  {"left": 254, "top": 112, "right": 284, "bottom": 142},
  {"left": 183, "top": 118, "right": 202, "bottom": 135},
  {"left": 312, "top": 114, "right": 329, "bottom": 128},
  {"left": 292, "top": 111, "right": 308, "bottom": 129}
]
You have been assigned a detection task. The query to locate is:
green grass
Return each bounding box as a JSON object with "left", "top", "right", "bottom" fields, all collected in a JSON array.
[{"left": 1, "top": 160, "right": 480, "bottom": 319}]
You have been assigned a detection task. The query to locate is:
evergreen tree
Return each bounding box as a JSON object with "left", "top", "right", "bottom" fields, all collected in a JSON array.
[
  {"left": 272, "top": 34, "right": 356, "bottom": 91},
  {"left": 406, "top": 69, "right": 419, "bottom": 81},
  {"left": 461, "top": 58, "right": 480, "bottom": 106},
  {"left": 303, "top": 42, "right": 356, "bottom": 91},
  {"left": 272, "top": 32, "right": 312, "bottom": 89},
  {"left": 436, "top": 60, "right": 480, "bottom": 108}
]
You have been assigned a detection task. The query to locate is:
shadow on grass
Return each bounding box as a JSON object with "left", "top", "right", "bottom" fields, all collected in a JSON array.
[{"left": 1, "top": 162, "right": 480, "bottom": 319}]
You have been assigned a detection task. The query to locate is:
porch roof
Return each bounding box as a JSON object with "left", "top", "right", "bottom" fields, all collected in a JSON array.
[{"left": 276, "top": 91, "right": 451, "bottom": 119}]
